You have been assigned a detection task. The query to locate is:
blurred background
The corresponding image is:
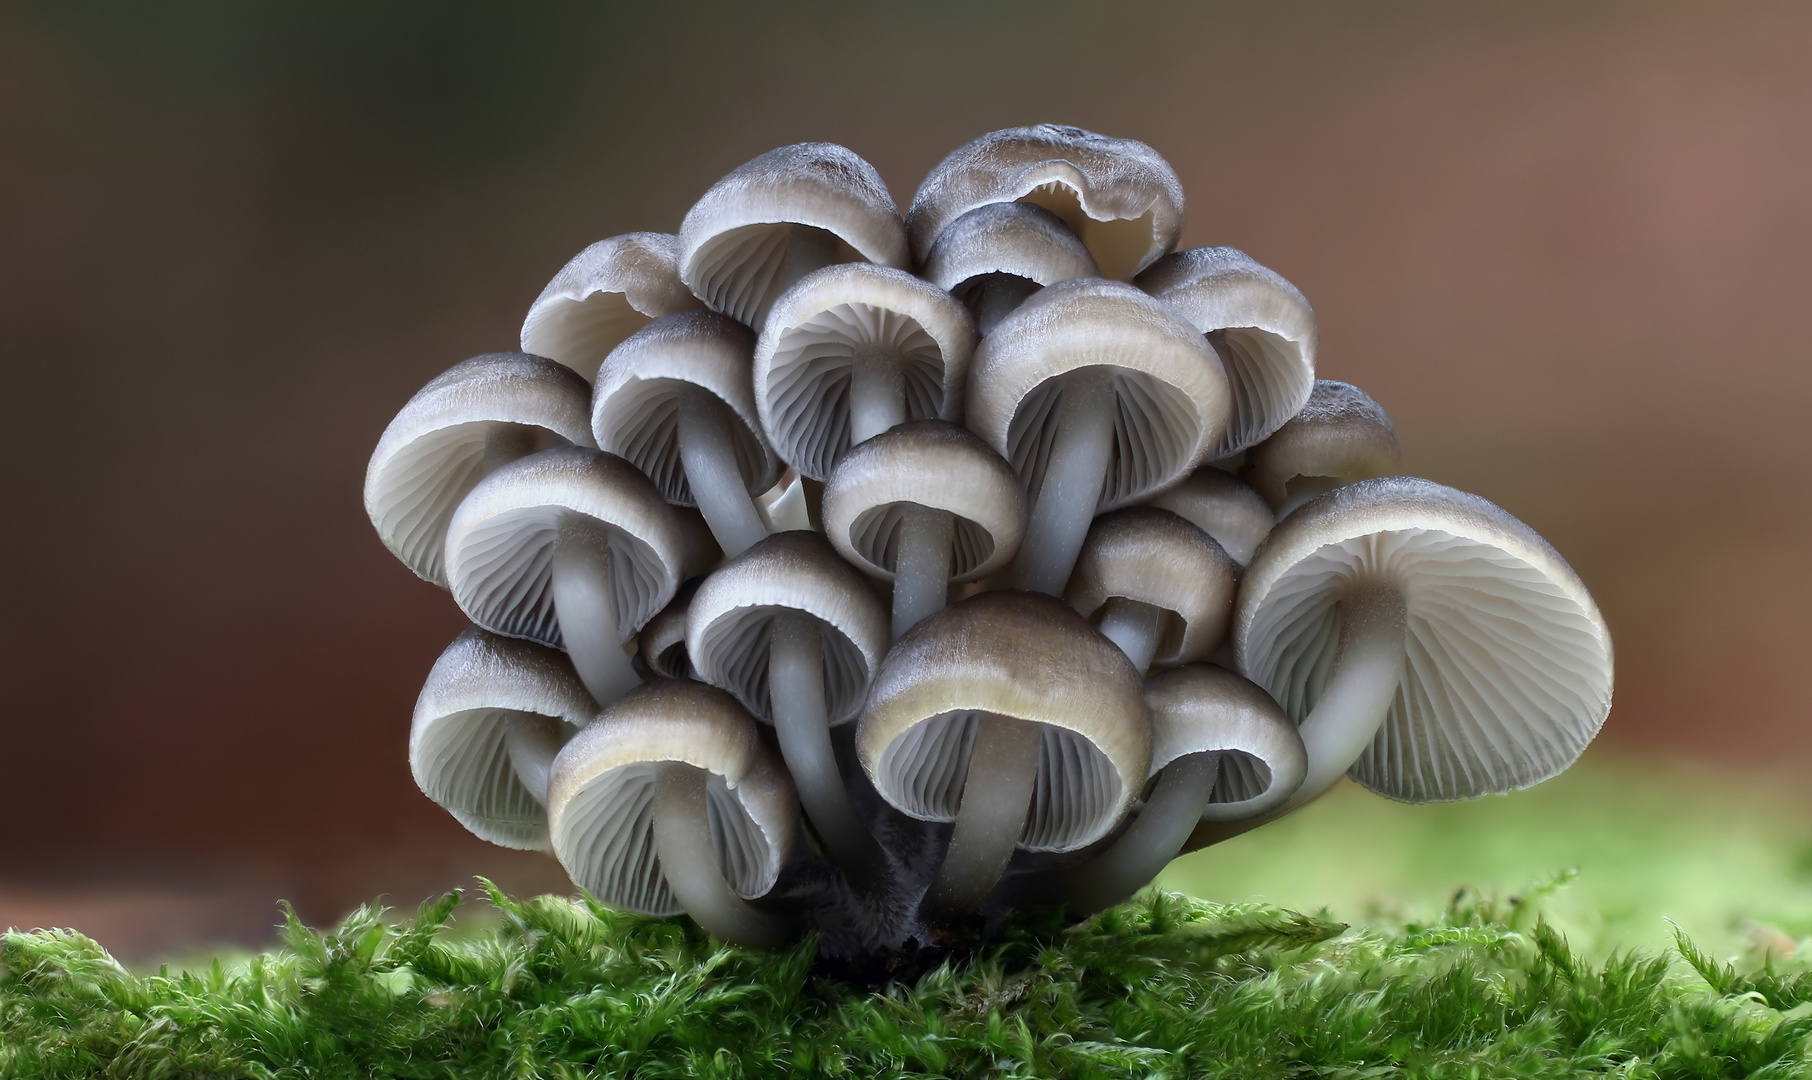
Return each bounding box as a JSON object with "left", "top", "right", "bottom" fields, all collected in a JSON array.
[{"left": 2, "top": 1, "right": 1808, "bottom": 964}]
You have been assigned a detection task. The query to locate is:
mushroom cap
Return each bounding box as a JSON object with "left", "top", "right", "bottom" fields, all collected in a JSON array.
[
  {"left": 638, "top": 578, "right": 699, "bottom": 681},
  {"left": 1135, "top": 247, "right": 1318, "bottom": 456},
  {"left": 1065, "top": 507, "right": 1238, "bottom": 669},
  {"left": 443, "top": 446, "right": 685, "bottom": 650},
  {"left": 519, "top": 233, "right": 705, "bottom": 382},
  {"left": 967, "top": 278, "right": 1231, "bottom": 512},
  {"left": 752, "top": 263, "right": 977, "bottom": 480},
  {"left": 410, "top": 627, "right": 599, "bottom": 850},
  {"left": 920, "top": 202, "right": 1098, "bottom": 295},
  {"left": 821, "top": 420, "right": 1024, "bottom": 585},
  {"left": 907, "top": 124, "right": 1185, "bottom": 280},
  {"left": 678, "top": 143, "right": 910, "bottom": 325},
  {"left": 546, "top": 680, "right": 797, "bottom": 916},
  {"left": 686, "top": 531, "right": 889, "bottom": 726},
  {"left": 592, "top": 310, "right": 783, "bottom": 507},
  {"left": 1144, "top": 664, "right": 1307, "bottom": 824},
  {"left": 365, "top": 353, "right": 595, "bottom": 587},
  {"left": 1142, "top": 466, "right": 1276, "bottom": 567},
  {"left": 1235, "top": 476, "right": 1615, "bottom": 802},
  {"left": 1244, "top": 380, "right": 1402, "bottom": 511},
  {"left": 856, "top": 590, "right": 1150, "bottom": 853}
]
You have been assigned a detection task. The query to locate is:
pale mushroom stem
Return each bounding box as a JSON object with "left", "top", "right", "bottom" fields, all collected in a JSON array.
[
  {"left": 1056, "top": 751, "right": 1217, "bottom": 917},
  {"left": 760, "top": 226, "right": 842, "bottom": 327},
  {"left": 966, "top": 275, "right": 1041, "bottom": 337},
  {"left": 890, "top": 504, "right": 954, "bottom": 641},
  {"left": 848, "top": 359, "right": 906, "bottom": 446},
  {"left": 1009, "top": 367, "right": 1116, "bottom": 595},
  {"left": 501, "top": 716, "right": 562, "bottom": 806},
  {"left": 550, "top": 522, "right": 642, "bottom": 708},
  {"left": 922, "top": 713, "right": 1042, "bottom": 920},
  {"left": 482, "top": 424, "right": 539, "bottom": 472},
  {"left": 677, "top": 388, "right": 769, "bottom": 558},
  {"left": 1095, "top": 596, "right": 1163, "bottom": 674},
  {"left": 651, "top": 760, "right": 793, "bottom": 948}
]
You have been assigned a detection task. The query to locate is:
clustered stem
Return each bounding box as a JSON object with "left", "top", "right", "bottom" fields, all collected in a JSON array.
[
  {"left": 550, "top": 522, "right": 642, "bottom": 708},
  {"left": 652, "top": 760, "right": 792, "bottom": 947},
  {"left": 922, "top": 713, "right": 1043, "bottom": 922},
  {"left": 890, "top": 504, "right": 954, "bottom": 641},
  {"left": 677, "top": 387, "right": 769, "bottom": 557},
  {"left": 848, "top": 358, "right": 907, "bottom": 447},
  {"left": 1056, "top": 751, "right": 1217, "bottom": 916},
  {"left": 1095, "top": 596, "right": 1163, "bottom": 674},
  {"left": 1009, "top": 367, "right": 1116, "bottom": 595}
]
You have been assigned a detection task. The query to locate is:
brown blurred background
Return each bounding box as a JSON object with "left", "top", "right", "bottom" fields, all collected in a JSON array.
[{"left": 2, "top": 1, "right": 1807, "bottom": 961}]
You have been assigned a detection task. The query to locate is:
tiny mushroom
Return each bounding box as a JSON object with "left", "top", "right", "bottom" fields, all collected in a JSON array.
[
  {"left": 1142, "top": 465, "right": 1277, "bottom": 568},
  {"left": 519, "top": 233, "right": 705, "bottom": 382},
  {"left": 1064, "top": 507, "right": 1238, "bottom": 675},
  {"left": 920, "top": 202, "right": 1098, "bottom": 335},
  {"left": 1244, "top": 379, "right": 1402, "bottom": 516}
]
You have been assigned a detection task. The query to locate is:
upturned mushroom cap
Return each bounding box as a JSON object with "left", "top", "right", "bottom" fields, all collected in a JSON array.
[
  {"left": 637, "top": 579, "right": 700, "bottom": 681},
  {"left": 1135, "top": 247, "right": 1318, "bottom": 456},
  {"left": 520, "top": 233, "right": 705, "bottom": 381},
  {"left": 365, "top": 353, "right": 595, "bottom": 586},
  {"left": 857, "top": 591, "right": 1150, "bottom": 852},
  {"left": 678, "top": 143, "right": 910, "bottom": 327},
  {"left": 1236, "top": 476, "right": 1614, "bottom": 802},
  {"left": 1144, "top": 664, "right": 1306, "bottom": 823},
  {"left": 1243, "top": 380, "right": 1402, "bottom": 513},
  {"left": 546, "top": 680, "right": 797, "bottom": 915},
  {"left": 686, "top": 531, "right": 888, "bottom": 726},
  {"left": 1143, "top": 466, "right": 1276, "bottom": 567},
  {"left": 920, "top": 202, "right": 1099, "bottom": 295},
  {"left": 967, "top": 278, "right": 1231, "bottom": 512},
  {"left": 907, "top": 124, "right": 1185, "bottom": 280},
  {"left": 443, "top": 446, "right": 685, "bottom": 650},
  {"left": 821, "top": 420, "right": 1025, "bottom": 584},
  {"left": 753, "top": 263, "right": 977, "bottom": 479},
  {"left": 410, "top": 627, "right": 599, "bottom": 850},
  {"left": 591, "top": 311, "right": 782, "bottom": 506},
  {"left": 1065, "top": 508, "right": 1238, "bottom": 669}
]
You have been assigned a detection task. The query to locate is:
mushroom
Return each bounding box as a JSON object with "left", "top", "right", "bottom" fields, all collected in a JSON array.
[
  {"left": 443, "top": 446, "right": 686, "bottom": 710},
  {"left": 592, "top": 311, "right": 782, "bottom": 558},
  {"left": 365, "top": 352, "right": 594, "bottom": 586},
  {"left": 920, "top": 202, "right": 1098, "bottom": 335},
  {"left": 687, "top": 531, "right": 890, "bottom": 880},
  {"left": 519, "top": 233, "right": 705, "bottom": 382},
  {"left": 1064, "top": 507, "right": 1237, "bottom": 675},
  {"left": 678, "top": 142, "right": 910, "bottom": 329},
  {"left": 966, "top": 278, "right": 1231, "bottom": 594},
  {"left": 547, "top": 680, "right": 796, "bottom": 946},
  {"left": 410, "top": 626, "right": 600, "bottom": 849},
  {"left": 753, "top": 263, "right": 976, "bottom": 479},
  {"left": 1141, "top": 465, "right": 1275, "bottom": 568},
  {"left": 1244, "top": 380, "right": 1402, "bottom": 517},
  {"left": 907, "top": 124, "right": 1185, "bottom": 281},
  {"left": 637, "top": 578, "right": 700, "bottom": 681},
  {"left": 822, "top": 420, "right": 1025, "bottom": 640},
  {"left": 1135, "top": 247, "right": 1318, "bottom": 457},
  {"left": 857, "top": 591, "right": 1149, "bottom": 919}
]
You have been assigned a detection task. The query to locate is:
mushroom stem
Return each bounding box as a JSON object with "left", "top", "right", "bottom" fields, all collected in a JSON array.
[
  {"left": 1009, "top": 367, "right": 1116, "bottom": 595},
  {"left": 890, "top": 504, "right": 954, "bottom": 641},
  {"left": 501, "top": 716, "right": 562, "bottom": 806},
  {"left": 1095, "top": 596, "right": 1163, "bottom": 674},
  {"left": 848, "top": 358, "right": 906, "bottom": 446},
  {"left": 651, "top": 760, "right": 792, "bottom": 947},
  {"left": 551, "top": 523, "right": 642, "bottom": 708},
  {"left": 1053, "top": 751, "right": 1217, "bottom": 916},
  {"left": 922, "top": 713, "right": 1042, "bottom": 920},
  {"left": 759, "top": 226, "right": 842, "bottom": 328},
  {"left": 966, "top": 274, "right": 1041, "bottom": 337},
  {"left": 482, "top": 424, "right": 539, "bottom": 474},
  {"left": 677, "top": 388, "right": 769, "bottom": 558}
]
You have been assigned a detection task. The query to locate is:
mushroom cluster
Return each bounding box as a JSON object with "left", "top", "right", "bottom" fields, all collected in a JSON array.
[{"left": 366, "top": 126, "right": 1615, "bottom": 960}]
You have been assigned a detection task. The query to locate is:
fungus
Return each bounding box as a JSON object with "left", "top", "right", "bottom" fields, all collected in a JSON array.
[
  {"left": 1142, "top": 465, "right": 1276, "bottom": 568},
  {"left": 920, "top": 202, "right": 1098, "bottom": 335},
  {"left": 1064, "top": 507, "right": 1237, "bottom": 674},
  {"left": 1244, "top": 379, "right": 1401, "bottom": 516},
  {"left": 520, "top": 233, "right": 704, "bottom": 381}
]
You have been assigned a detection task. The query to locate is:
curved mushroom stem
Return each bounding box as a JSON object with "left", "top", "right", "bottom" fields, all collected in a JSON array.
[
  {"left": 651, "top": 760, "right": 793, "bottom": 948},
  {"left": 1095, "top": 596, "right": 1163, "bottom": 674},
  {"left": 768, "top": 613, "right": 887, "bottom": 886},
  {"left": 922, "top": 713, "right": 1042, "bottom": 921},
  {"left": 1054, "top": 752, "right": 1217, "bottom": 917},
  {"left": 966, "top": 274, "right": 1042, "bottom": 337},
  {"left": 848, "top": 357, "right": 906, "bottom": 446},
  {"left": 677, "top": 387, "right": 769, "bottom": 558},
  {"left": 551, "top": 522, "right": 642, "bottom": 708},
  {"left": 1009, "top": 367, "right": 1116, "bottom": 595},
  {"left": 502, "top": 715, "right": 562, "bottom": 806},
  {"left": 891, "top": 504, "right": 954, "bottom": 641},
  {"left": 756, "top": 226, "right": 841, "bottom": 329}
]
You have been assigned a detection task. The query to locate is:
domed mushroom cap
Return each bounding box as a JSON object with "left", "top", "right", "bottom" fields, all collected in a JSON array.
[
  {"left": 410, "top": 627, "right": 599, "bottom": 850},
  {"left": 1143, "top": 466, "right": 1276, "bottom": 567},
  {"left": 443, "top": 446, "right": 685, "bottom": 650},
  {"left": 967, "top": 278, "right": 1230, "bottom": 512},
  {"left": 1065, "top": 508, "right": 1238, "bottom": 669},
  {"left": 1236, "top": 476, "right": 1614, "bottom": 802},
  {"left": 753, "top": 263, "right": 977, "bottom": 480},
  {"left": 546, "top": 680, "right": 797, "bottom": 916},
  {"left": 686, "top": 531, "right": 888, "bottom": 726},
  {"left": 365, "top": 353, "right": 594, "bottom": 586},
  {"left": 821, "top": 420, "right": 1024, "bottom": 584},
  {"left": 1144, "top": 664, "right": 1306, "bottom": 824},
  {"left": 857, "top": 591, "right": 1150, "bottom": 852},
  {"left": 920, "top": 202, "right": 1099, "bottom": 295},
  {"left": 907, "top": 124, "right": 1185, "bottom": 280},
  {"left": 1244, "top": 380, "right": 1401, "bottom": 513},
  {"left": 1136, "top": 247, "right": 1318, "bottom": 456},
  {"left": 520, "top": 233, "right": 705, "bottom": 382}
]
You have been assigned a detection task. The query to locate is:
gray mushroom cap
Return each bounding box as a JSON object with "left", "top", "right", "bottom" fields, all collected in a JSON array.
[
  {"left": 520, "top": 233, "right": 705, "bottom": 382},
  {"left": 1244, "top": 380, "right": 1402, "bottom": 513},
  {"left": 1065, "top": 507, "right": 1238, "bottom": 669},
  {"left": 1144, "top": 664, "right": 1306, "bottom": 824},
  {"left": 1142, "top": 466, "right": 1276, "bottom": 567},
  {"left": 920, "top": 202, "right": 1099, "bottom": 295}
]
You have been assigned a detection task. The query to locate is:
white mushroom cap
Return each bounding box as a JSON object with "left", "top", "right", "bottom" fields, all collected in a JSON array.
[
  {"left": 1236, "top": 476, "right": 1614, "bottom": 802},
  {"left": 1144, "top": 664, "right": 1306, "bottom": 824},
  {"left": 410, "top": 627, "right": 599, "bottom": 850},
  {"left": 1135, "top": 247, "right": 1318, "bottom": 456},
  {"left": 1142, "top": 466, "right": 1276, "bottom": 567},
  {"left": 520, "top": 233, "right": 705, "bottom": 382},
  {"left": 686, "top": 531, "right": 888, "bottom": 726},
  {"left": 1244, "top": 380, "right": 1402, "bottom": 513},
  {"left": 443, "top": 446, "right": 685, "bottom": 650},
  {"left": 547, "top": 680, "right": 797, "bottom": 916},
  {"left": 365, "top": 353, "right": 595, "bottom": 587},
  {"left": 920, "top": 202, "right": 1098, "bottom": 294},
  {"left": 907, "top": 124, "right": 1185, "bottom": 280},
  {"left": 753, "top": 263, "right": 977, "bottom": 480},
  {"left": 1065, "top": 508, "right": 1238, "bottom": 669},
  {"left": 856, "top": 591, "right": 1151, "bottom": 853}
]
